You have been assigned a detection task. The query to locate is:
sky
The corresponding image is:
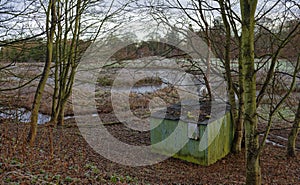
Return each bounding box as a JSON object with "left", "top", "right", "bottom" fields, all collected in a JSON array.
[{"left": 0, "top": 0, "right": 299, "bottom": 43}]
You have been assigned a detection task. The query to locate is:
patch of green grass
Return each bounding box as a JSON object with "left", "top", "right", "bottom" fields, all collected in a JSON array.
[
  {"left": 64, "top": 176, "right": 73, "bottom": 183},
  {"left": 110, "top": 174, "right": 138, "bottom": 184},
  {"left": 97, "top": 77, "right": 113, "bottom": 86}
]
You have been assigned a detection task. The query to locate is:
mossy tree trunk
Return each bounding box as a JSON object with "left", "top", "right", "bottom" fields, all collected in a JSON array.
[
  {"left": 240, "top": 0, "right": 261, "bottom": 184},
  {"left": 236, "top": 45, "right": 245, "bottom": 153},
  {"left": 51, "top": 0, "right": 83, "bottom": 126},
  {"left": 27, "top": 0, "right": 57, "bottom": 146},
  {"left": 51, "top": 0, "right": 62, "bottom": 125},
  {"left": 218, "top": 0, "right": 243, "bottom": 153},
  {"left": 287, "top": 99, "right": 300, "bottom": 157}
]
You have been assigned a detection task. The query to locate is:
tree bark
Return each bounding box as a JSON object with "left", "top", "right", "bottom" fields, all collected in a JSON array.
[
  {"left": 50, "top": 0, "right": 82, "bottom": 126},
  {"left": 27, "top": 0, "right": 56, "bottom": 146},
  {"left": 236, "top": 51, "right": 245, "bottom": 153},
  {"left": 287, "top": 100, "right": 300, "bottom": 157},
  {"left": 240, "top": 0, "right": 261, "bottom": 184},
  {"left": 58, "top": 104, "right": 65, "bottom": 126},
  {"left": 51, "top": 1, "right": 62, "bottom": 125},
  {"left": 218, "top": 0, "right": 242, "bottom": 153}
]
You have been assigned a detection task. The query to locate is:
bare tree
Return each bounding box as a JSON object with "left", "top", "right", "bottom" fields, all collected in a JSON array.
[
  {"left": 50, "top": 0, "right": 130, "bottom": 125},
  {"left": 50, "top": 0, "right": 87, "bottom": 126},
  {"left": 288, "top": 100, "right": 300, "bottom": 156},
  {"left": 287, "top": 55, "right": 300, "bottom": 157},
  {"left": 138, "top": 0, "right": 299, "bottom": 184},
  {"left": 142, "top": 0, "right": 216, "bottom": 100},
  {"left": 27, "top": 0, "right": 57, "bottom": 146},
  {"left": 0, "top": 0, "right": 44, "bottom": 89},
  {"left": 216, "top": 0, "right": 245, "bottom": 153},
  {"left": 26, "top": 0, "right": 132, "bottom": 145}
]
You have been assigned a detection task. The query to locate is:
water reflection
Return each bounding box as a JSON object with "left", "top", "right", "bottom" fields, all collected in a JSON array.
[{"left": 0, "top": 107, "right": 51, "bottom": 124}]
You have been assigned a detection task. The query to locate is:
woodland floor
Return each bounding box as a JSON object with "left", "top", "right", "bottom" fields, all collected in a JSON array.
[{"left": 0, "top": 118, "right": 299, "bottom": 185}]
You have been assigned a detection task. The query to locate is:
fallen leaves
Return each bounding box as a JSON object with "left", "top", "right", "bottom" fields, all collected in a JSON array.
[{"left": 0, "top": 119, "right": 299, "bottom": 184}]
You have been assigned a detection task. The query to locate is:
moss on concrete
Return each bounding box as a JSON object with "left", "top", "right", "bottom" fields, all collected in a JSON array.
[{"left": 150, "top": 111, "right": 233, "bottom": 166}]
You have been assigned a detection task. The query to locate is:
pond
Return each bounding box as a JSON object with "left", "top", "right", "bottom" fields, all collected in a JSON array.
[
  {"left": 0, "top": 81, "right": 178, "bottom": 124},
  {"left": 99, "top": 80, "right": 169, "bottom": 94},
  {"left": 0, "top": 107, "right": 51, "bottom": 124},
  {"left": 1, "top": 63, "right": 210, "bottom": 124}
]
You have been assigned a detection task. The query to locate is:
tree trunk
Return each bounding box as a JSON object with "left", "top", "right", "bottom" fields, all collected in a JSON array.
[
  {"left": 233, "top": 105, "right": 244, "bottom": 153},
  {"left": 246, "top": 152, "right": 261, "bottom": 185},
  {"left": 287, "top": 100, "right": 300, "bottom": 157},
  {"left": 205, "top": 38, "right": 212, "bottom": 101},
  {"left": 50, "top": 0, "right": 82, "bottom": 126},
  {"left": 218, "top": 0, "right": 242, "bottom": 153},
  {"left": 27, "top": 0, "right": 56, "bottom": 146},
  {"left": 51, "top": 3, "right": 62, "bottom": 124},
  {"left": 58, "top": 104, "right": 65, "bottom": 126},
  {"left": 235, "top": 52, "right": 245, "bottom": 153},
  {"left": 240, "top": 0, "right": 260, "bottom": 184}
]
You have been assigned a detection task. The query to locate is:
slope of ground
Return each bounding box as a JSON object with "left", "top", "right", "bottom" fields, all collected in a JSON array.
[{"left": 0, "top": 119, "right": 299, "bottom": 184}]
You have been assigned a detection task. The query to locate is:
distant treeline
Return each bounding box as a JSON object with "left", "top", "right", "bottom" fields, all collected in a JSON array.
[{"left": 1, "top": 20, "right": 299, "bottom": 63}]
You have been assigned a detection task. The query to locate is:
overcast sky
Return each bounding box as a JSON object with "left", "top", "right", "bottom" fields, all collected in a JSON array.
[{"left": 0, "top": 0, "right": 299, "bottom": 43}]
